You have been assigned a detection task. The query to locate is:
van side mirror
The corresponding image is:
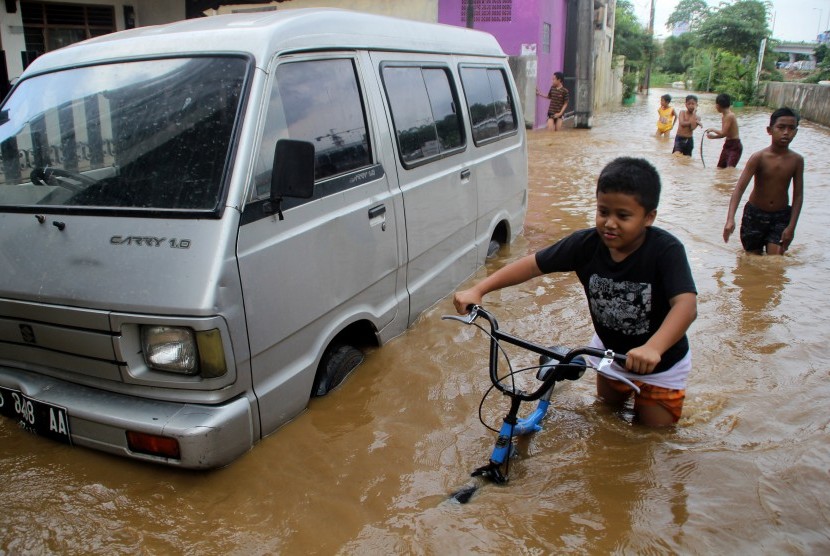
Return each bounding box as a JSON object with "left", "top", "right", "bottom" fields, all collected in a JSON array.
[{"left": 269, "top": 139, "right": 315, "bottom": 220}]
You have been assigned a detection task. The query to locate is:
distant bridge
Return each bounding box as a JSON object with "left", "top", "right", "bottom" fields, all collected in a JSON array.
[{"left": 772, "top": 41, "right": 820, "bottom": 62}]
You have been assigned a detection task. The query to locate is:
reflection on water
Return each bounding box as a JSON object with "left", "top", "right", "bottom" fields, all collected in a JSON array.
[
  {"left": 2, "top": 89, "right": 829, "bottom": 554},
  {"left": 716, "top": 254, "right": 789, "bottom": 339}
]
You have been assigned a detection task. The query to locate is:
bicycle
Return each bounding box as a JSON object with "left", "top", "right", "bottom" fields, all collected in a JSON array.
[{"left": 442, "top": 305, "right": 639, "bottom": 503}]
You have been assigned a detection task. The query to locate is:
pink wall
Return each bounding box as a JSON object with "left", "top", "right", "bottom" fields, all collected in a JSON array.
[{"left": 437, "top": 0, "right": 568, "bottom": 128}]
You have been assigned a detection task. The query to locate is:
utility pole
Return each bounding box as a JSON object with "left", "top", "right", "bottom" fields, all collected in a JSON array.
[
  {"left": 754, "top": 38, "right": 766, "bottom": 91},
  {"left": 573, "top": 0, "right": 595, "bottom": 127},
  {"left": 465, "top": 0, "right": 475, "bottom": 29},
  {"left": 642, "top": 0, "right": 656, "bottom": 92}
]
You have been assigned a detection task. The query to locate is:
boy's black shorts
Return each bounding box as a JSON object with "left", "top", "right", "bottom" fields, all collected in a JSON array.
[
  {"left": 672, "top": 136, "right": 694, "bottom": 156},
  {"left": 740, "top": 202, "right": 791, "bottom": 251}
]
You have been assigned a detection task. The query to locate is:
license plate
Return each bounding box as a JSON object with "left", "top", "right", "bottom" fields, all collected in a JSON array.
[{"left": 0, "top": 386, "right": 72, "bottom": 445}]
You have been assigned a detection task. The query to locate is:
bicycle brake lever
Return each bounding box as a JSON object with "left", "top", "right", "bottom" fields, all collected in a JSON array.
[
  {"left": 595, "top": 354, "right": 641, "bottom": 394},
  {"left": 441, "top": 305, "right": 480, "bottom": 325}
]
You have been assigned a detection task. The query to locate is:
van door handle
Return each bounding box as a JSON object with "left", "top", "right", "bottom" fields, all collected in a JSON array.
[
  {"left": 460, "top": 169, "right": 471, "bottom": 180},
  {"left": 368, "top": 204, "right": 386, "bottom": 219}
]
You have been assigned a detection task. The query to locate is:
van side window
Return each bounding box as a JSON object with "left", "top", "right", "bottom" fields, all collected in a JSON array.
[
  {"left": 252, "top": 58, "right": 372, "bottom": 199},
  {"left": 381, "top": 65, "right": 464, "bottom": 166},
  {"left": 459, "top": 66, "right": 517, "bottom": 145}
]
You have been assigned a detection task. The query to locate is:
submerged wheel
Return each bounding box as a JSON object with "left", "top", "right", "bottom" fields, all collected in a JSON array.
[
  {"left": 486, "top": 239, "right": 501, "bottom": 259},
  {"left": 312, "top": 343, "right": 364, "bottom": 397}
]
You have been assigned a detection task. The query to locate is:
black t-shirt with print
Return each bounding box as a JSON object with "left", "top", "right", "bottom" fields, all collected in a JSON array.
[{"left": 535, "top": 227, "right": 697, "bottom": 373}]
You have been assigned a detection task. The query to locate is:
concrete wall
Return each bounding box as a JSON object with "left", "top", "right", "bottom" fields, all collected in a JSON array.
[
  {"left": 762, "top": 82, "right": 830, "bottom": 127},
  {"left": 508, "top": 54, "right": 538, "bottom": 128},
  {"left": 595, "top": 55, "right": 624, "bottom": 109},
  {"left": 592, "top": 3, "right": 622, "bottom": 110}
]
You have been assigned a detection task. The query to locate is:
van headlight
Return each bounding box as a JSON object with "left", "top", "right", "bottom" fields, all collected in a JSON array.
[{"left": 140, "top": 326, "right": 227, "bottom": 378}]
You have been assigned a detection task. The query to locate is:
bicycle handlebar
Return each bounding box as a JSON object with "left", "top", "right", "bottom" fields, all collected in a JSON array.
[{"left": 442, "top": 305, "right": 640, "bottom": 398}]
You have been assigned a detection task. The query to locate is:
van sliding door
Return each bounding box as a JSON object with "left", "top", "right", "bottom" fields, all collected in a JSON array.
[
  {"left": 375, "top": 54, "right": 477, "bottom": 324},
  {"left": 237, "top": 55, "right": 400, "bottom": 431}
]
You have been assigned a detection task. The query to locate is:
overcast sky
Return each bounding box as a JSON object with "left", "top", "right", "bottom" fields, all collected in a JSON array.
[{"left": 632, "top": 0, "right": 830, "bottom": 43}]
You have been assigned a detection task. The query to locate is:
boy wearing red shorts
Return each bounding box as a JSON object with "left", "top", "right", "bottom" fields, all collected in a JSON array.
[
  {"left": 706, "top": 93, "right": 743, "bottom": 168},
  {"left": 454, "top": 157, "right": 698, "bottom": 426}
]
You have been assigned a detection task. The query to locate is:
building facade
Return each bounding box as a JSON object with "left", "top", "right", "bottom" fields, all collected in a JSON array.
[
  {"left": 436, "top": 0, "right": 567, "bottom": 128},
  {"left": 0, "top": 0, "right": 184, "bottom": 97},
  {"left": 1, "top": 0, "right": 618, "bottom": 126}
]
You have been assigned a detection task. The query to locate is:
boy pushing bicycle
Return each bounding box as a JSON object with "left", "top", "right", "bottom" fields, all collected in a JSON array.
[{"left": 453, "top": 157, "right": 698, "bottom": 426}]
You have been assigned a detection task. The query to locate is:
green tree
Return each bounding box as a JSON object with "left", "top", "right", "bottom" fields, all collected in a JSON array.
[
  {"left": 613, "top": 0, "right": 651, "bottom": 64},
  {"left": 815, "top": 44, "right": 829, "bottom": 64},
  {"left": 666, "top": 0, "right": 710, "bottom": 32},
  {"left": 613, "top": 0, "right": 652, "bottom": 97},
  {"left": 696, "top": 0, "right": 771, "bottom": 57},
  {"left": 656, "top": 34, "right": 694, "bottom": 74}
]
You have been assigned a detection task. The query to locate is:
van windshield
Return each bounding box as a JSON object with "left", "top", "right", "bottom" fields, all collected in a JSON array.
[{"left": 0, "top": 56, "right": 248, "bottom": 211}]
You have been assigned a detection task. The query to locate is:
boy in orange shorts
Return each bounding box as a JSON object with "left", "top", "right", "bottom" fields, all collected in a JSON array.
[{"left": 454, "top": 157, "right": 698, "bottom": 426}]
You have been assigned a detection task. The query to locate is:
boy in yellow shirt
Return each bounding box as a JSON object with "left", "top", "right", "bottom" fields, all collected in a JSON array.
[{"left": 656, "top": 94, "right": 676, "bottom": 137}]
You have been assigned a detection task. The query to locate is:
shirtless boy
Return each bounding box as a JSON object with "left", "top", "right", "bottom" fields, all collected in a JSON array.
[
  {"left": 723, "top": 107, "right": 804, "bottom": 255},
  {"left": 672, "top": 95, "right": 701, "bottom": 156},
  {"left": 706, "top": 93, "right": 742, "bottom": 168}
]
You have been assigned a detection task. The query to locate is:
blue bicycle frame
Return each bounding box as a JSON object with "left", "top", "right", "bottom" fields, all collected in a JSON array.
[{"left": 443, "top": 305, "right": 638, "bottom": 485}]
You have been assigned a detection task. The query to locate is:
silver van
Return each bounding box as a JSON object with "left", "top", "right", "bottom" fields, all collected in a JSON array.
[{"left": 0, "top": 9, "right": 527, "bottom": 468}]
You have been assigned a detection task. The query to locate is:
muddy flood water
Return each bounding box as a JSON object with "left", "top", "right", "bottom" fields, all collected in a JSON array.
[{"left": 2, "top": 89, "right": 829, "bottom": 554}]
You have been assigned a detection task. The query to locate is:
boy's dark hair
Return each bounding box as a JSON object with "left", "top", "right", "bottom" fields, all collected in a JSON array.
[
  {"left": 661, "top": 93, "right": 671, "bottom": 102},
  {"left": 597, "top": 157, "right": 661, "bottom": 213},
  {"left": 715, "top": 93, "right": 731, "bottom": 108},
  {"left": 685, "top": 94, "right": 698, "bottom": 102},
  {"left": 553, "top": 71, "right": 564, "bottom": 82},
  {"left": 770, "top": 106, "right": 800, "bottom": 126}
]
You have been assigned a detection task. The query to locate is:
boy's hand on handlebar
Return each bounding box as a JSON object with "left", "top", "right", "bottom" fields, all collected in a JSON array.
[
  {"left": 453, "top": 289, "right": 481, "bottom": 314},
  {"left": 624, "top": 345, "right": 661, "bottom": 374}
]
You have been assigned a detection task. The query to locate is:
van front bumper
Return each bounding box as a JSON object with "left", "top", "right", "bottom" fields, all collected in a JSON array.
[{"left": 0, "top": 366, "right": 254, "bottom": 469}]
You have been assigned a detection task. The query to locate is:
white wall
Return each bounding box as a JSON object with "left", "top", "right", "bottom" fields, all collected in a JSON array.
[
  {"left": 592, "top": 2, "right": 622, "bottom": 108},
  {"left": 1, "top": 4, "right": 28, "bottom": 81}
]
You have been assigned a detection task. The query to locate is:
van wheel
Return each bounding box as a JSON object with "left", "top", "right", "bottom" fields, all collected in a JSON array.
[
  {"left": 312, "top": 343, "right": 364, "bottom": 397},
  {"left": 486, "top": 239, "right": 501, "bottom": 259}
]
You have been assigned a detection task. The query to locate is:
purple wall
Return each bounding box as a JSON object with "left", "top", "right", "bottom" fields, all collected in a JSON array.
[{"left": 437, "top": 0, "right": 568, "bottom": 128}]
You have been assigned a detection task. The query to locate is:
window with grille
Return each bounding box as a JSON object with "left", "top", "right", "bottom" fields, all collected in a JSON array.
[
  {"left": 459, "top": 0, "right": 513, "bottom": 23},
  {"left": 21, "top": 1, "right": 116, "bottom": 65}
]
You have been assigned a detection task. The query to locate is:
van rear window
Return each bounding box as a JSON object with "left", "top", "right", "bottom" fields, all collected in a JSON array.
[
  {"left": 459, "top": 66, "right": 517, "bottom": 145},
  {"left": 0, "top": 56, "right": 248, "bottom": 211}
]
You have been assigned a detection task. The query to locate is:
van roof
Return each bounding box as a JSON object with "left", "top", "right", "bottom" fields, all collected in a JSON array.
[{"left": 22, "top": 8, "right": 506, "bottom": 76}]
